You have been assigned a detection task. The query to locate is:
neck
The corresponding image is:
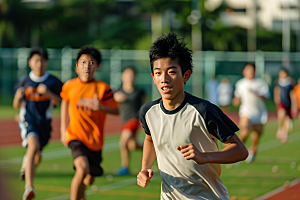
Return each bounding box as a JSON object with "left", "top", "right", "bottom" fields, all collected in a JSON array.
[
  {"left": 162, "top": 92, "right": 186, "bottom": 111},
  {"left": 122, "top": 83, "right": 134, "bottom": 93},
  {"left": 33, "top": 71, "right": 45, "bottom": 77}
]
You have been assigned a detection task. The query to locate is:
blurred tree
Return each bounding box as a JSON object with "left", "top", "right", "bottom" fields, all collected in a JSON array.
[{"left": 0, "top": 0, "right": 297, "bottom": 51}]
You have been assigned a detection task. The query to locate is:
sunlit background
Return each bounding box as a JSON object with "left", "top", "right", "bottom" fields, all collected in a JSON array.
[{"left": 1, "top": 0, "right": 300, "bottom": 199}]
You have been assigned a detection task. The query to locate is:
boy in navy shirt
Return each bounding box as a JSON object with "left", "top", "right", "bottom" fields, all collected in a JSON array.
[{"left": 13, "top": 48, "right": 62, "bottom": 200}]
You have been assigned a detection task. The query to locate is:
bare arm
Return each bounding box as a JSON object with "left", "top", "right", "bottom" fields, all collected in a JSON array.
[
  {"left": 177, "top": 134, "right": 248, "bottom": 164},
  {"left": 60, "top": 100, "right": 69, "bottom": 147},
  {"left": 250, "top": 89, "right": 268, "bottom": 100},
  {"left": 137, "top": 135, "right": 157, "bottom": 188},
  {"left": 13, "top": 87, "right": 25, "bottom": 109},
  {"left": 88, "top": 94, "right": 119, "bottom": 115},
  {"left": 232, "top": 97, "right": 240, "bottom": 107},
  {"left": 273, "top": 86, "right": 281, "bottom": 105},
  {"left": 113, "top": 91, "right": 127, "bottom": 103}
]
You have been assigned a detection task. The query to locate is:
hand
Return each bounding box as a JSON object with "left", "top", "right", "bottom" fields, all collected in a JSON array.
[
  {"left": 137, "top": 169, "right": 154, "bottom": 188},
  {"left": 37, "top": 83, "right": 48, "bottom": 95},
  {"left": 177, "top": 143, "right": 208, "bottom": 165},
  {"left": 114, "top": 91, "right": 127, "bottom": 103},
  {"left": 15, "top": 87, "right": 25, "bottom": 100},
  {"left": 61, "top": 135, "right": 68, "bottom": 148},
  {"left": 88, "top": 94, "right": 106, "bottom": 111}
]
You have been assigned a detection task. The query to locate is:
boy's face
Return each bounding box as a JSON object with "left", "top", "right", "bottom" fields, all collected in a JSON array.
[
  {"left": 122, "top": 68, "right": 135, "bottom": 84},
  {"left": 28, "top": 54, "right": 48, "bottom": 77},
  {"left": 279, "top": 70, "right": 288, "bottom": 79},
  {"left": 152, "top": 57, "right": 191, "bottom": 101},
  {"left": 243, "top": 64, "right": 255, "bottom": 80},
  {"left": 76, "top": 54, "right": 100, "bottom": 82}
]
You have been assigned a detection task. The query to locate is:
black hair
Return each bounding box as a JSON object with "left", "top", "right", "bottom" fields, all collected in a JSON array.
[
  {"left": 149, "top": 32, "right": 193, "bottom": 75},
  {"left": 123, "top": 66, "right": 136, "bottom": 75},
  {"left": 244, "top": 63, "right": 256, "bottom": 70},
  {"left": 77, "top": 46, "right": 101, "bottom": 64},
  {"left": 280, "top": 67, "right": 289, "bottom": 75},
  {"left": 29, "top": 48, "right": 48, "bottom": 60}
]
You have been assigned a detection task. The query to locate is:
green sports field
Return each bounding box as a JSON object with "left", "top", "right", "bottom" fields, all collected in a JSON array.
[{"left": 0, "top": 117, "right": 300, "bottom": 199}]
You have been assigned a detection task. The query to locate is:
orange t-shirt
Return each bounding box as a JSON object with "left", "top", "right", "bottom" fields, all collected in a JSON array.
[
  {"left": 294, "top": 84, "right": 300, "bottom": 109},
  {"left": 60, "top": 78, "right": 119, "bottom": 151}
]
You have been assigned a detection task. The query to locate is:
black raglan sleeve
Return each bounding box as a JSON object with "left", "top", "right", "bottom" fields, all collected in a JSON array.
[
  {"left": 139, "top": 102, "right": 152, "bottom": 136},
  {"left": 197, "top": 102, "right": 239, "bottom": 143}
]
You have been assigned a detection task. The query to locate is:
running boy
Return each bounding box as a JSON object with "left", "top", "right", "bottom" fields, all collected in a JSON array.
[
  {"left": 13, "top": 48, "right": 63, "bottom": 200},
  {"left": 137, "top": 33, "right": 248, "bottom": 200},
  {"left": 274, "top": 68, "right": 297, "bottom": 143},
  {"left": 60, "top": 46, "right": 119, "bottom": 200},
  {"left": 114, "top": 66, "right": 146, "bottom": 175},
  {"left": 232, "top": 63, "right": 270, "bottom": 163}
]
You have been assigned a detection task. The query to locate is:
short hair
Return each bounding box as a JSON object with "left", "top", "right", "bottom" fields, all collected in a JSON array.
[
  {"left": 29, "top": 48, "right": 48, "bottom": 60},
  {"left": 77, "top": 46, "right": 101, "bottom": 64},
  {"left": 123, "top": 66, "right": 136, "bottom": 76},
  {"left": 280, "top": 67, "right": 289, "bottom": 75},
  {"left": 149, "top": 32, "right": 193, "bottom": 75},
  {"left": 244, "top": 63, "right": 256, "bottom": 70}
]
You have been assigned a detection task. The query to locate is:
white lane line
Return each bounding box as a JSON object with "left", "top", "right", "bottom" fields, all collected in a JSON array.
[
  {"left": 44, "top": 174, "right": 160, "bottom": 200},
  {"left": 257, "top": 131, "right": 300, "bottom": 153},
  {"left": 1, "top": 132, "right": 300, "bottom": 168},
  {"left": 0, "top": 139, "right": 120, "bottom": 168},
  {"left": 253, "top": 177, "right": 300, "bottom": 200}
]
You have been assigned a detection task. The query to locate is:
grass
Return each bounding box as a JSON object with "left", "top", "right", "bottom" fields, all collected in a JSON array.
[{"left": 0, "top": 105, "right": 299, "bottom": 199}]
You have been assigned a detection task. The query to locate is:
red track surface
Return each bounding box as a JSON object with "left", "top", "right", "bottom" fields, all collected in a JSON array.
[
  {"left": 255, "top": 179, "right": 300, "bottom": 200},
  {"left": 0, "top": 112, "right": 276, "bottom": 147},
  {"left": 0, "top": 115, "right": 122, "bottom": 147}
]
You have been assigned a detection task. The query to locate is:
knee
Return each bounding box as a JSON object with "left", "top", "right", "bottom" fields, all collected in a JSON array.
[
  {"left": 127, "top": 138, "right": 136, "bottom": 151},
  {"left": 119, "top": 139, "right": 128, "bottom": 149},
  {"left": 74, "top": 161, "right": 90, "bottom": 176},
  {"left": 83, "top": 175, "right": 94, "bottom": 186}
]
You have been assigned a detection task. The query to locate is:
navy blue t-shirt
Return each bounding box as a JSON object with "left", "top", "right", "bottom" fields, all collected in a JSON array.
[{"left": 14, "top": 71, "right": 63, "bottom": 125}]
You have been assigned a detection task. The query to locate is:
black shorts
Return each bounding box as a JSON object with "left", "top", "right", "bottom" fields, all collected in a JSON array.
[
  {"left": 19, "top": 120, "right": 51, "bottom": 151},
  {"left": 68, "top": 140, "right": 103, "bottom": 177}
]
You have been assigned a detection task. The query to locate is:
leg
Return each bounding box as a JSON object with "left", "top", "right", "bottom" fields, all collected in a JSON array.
[
  {"left": 238, "top": 116, "right": 252, "bottom": 144},
  {"left": 250, "top": 124, "right": 264, "bottom": 153},
  {"left": 119, "top": 129, "right": 133, "bottom": 168},
  {"left": 70, "top": 156, "right": 90, "bottom": 200},
  {"left": 25, "top": 136, "right": 40, "bottom": 187},
  {"left": 276, "top": 108, "right": 289, "bottom": 143},
  {"left": 34, "top": 151, "right": 42, "bottom": 167}
]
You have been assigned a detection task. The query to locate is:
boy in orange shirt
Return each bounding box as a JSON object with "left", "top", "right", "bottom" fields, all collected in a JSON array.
[
  {"left": 294, "top": 77, "right": 300, "bottom": 121},
  {"left": 60, "top": 46, "right": 119, "bottom": 200}
]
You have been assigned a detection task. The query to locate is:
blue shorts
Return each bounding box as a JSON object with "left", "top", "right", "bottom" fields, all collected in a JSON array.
[{"left": 19, "top": 120, "right": 52, "bottom": 150}]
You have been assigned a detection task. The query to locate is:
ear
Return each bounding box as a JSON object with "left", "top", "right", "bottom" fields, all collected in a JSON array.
[
  {"left": 151, "top": 73, "right": 156, "bottom": 84},
  {"left": 183, "top": 70, "right": 191, "bottom": 83},
  {"left": 75, "top": 62, "right": 78, "bottom": 74},
  {"left": 97, "top": 63, "right": 101, "bottom": 70}
]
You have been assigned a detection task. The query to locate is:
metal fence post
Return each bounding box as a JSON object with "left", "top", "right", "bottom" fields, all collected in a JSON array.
[
  {"left": 17, "top": 48, "right": 28, "bottom": 79},
  {"left": 1, "top": 49, "right": 12, "bottom": 104},
  {"left": 61, "top": 46, "right": 72, "bottom": 83},
  {"left": 255, "top": 50, "right": 265, "bottom": 78},
  {"left": 110, "top": 48, "right": 122, "bottom": 90}
]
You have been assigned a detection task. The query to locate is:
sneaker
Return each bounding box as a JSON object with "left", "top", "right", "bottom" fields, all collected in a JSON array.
[
  {"left": 245, "top": 149, "right": 256, "bottom": 163},
  {"left": 20, "top": 168, "right": 25, "bottom": 180},
  {"left": 23, "top": 186, "right": 35, "bottom": 200},
  {"left": 114, "top": 167, "right": 129, "bottom": 176}
]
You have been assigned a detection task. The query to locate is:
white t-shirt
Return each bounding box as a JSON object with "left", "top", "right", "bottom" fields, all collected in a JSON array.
[
  {"left": 234, "top": 78, "right": 270, "bottom": 124},
  {"left": 217, "top": 82, "right": 233, "bottom": 106},
  {"left": 140, "top": 93, "right": 239, "bottom": 200}
]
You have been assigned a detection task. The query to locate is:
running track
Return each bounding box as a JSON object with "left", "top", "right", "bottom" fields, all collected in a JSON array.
[{"left": 1, "top": 112, "right": 298, "bottom": 199}]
